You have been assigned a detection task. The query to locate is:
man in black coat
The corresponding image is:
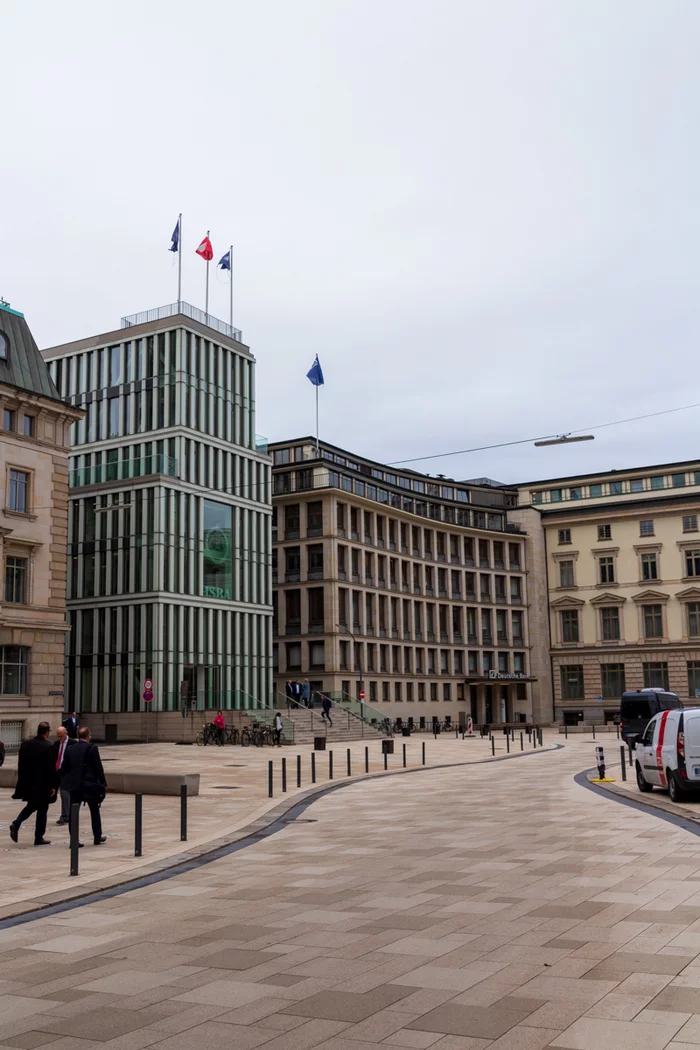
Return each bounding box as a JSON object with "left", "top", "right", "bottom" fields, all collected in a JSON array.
[
  {"left": 61, "top": 726, "right": 107, "bottom": 845},
  {"left": 62, "top": 711, "right": 79, "bottom": 739},
  {"left": 10, "top": 722, "right": 59, "bottom": 846},
  {"left": 53, "top": 726, "right": 77, "bottom": 826}
]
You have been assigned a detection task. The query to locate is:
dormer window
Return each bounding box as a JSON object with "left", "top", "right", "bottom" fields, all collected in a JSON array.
[{"left": 0, "top": 332, "right": 7, "bottom": 359}]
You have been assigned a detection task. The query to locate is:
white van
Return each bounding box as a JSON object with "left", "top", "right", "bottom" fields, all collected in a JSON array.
[{"left": 634, "top": 707, "right": 700, "bottom": 801}]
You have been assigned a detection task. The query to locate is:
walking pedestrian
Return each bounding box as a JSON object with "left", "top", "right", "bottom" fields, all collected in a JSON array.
[
  {"left": 274, "top": 712, "right": 284, "bottom": 746},
  {"left": 302, "top": 679, "right": 310, "bottom": 708},
  {"left": 53, "top": 725, "right": 76, "bottom": 826},
  {"left": 321, "top": 694, "right": 333, "bottom": 726},
  {"left": 9, "top": 722, "right": 58, "bottom": 846},
  {"left": 62, "top": 711, "right": 79, "bottom": 739},
  {"left": 61, "top": 727, "right": 107, "bottom": 846},
  {"left": 293, "top": 680, "right": 303, "bottom": 707}
]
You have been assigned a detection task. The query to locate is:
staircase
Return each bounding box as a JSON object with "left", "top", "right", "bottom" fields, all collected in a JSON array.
[{"left": 282, "top": 704, "right": 385, "bottom": 745}]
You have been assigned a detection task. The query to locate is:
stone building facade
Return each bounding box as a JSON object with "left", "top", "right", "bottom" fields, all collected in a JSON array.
[
  {"left": 0, "top": 302, "right": 82, "bottom": 746},
  {"left": 272, "top": 438, "right": 550, "bottom": 725},
  {"left": 519, "top": 460, "right": 700, "bottom": 724}
]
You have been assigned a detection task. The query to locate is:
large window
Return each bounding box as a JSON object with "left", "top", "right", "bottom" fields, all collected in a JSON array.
[
  {"left": 559, "top": 560, "right": 574, "bottom": 587},
  {"left": 641, "top": 552, "right": 658, "bottom": 581},
  {"left": 4, "top": 557, "right": 27, "bottom": 604},
  {"left": 8, "top": 469, "right": 29, "bottom": 513},
  {"left": 643, "top": 662, "right": 669, "bottom": 690},
  {"left": 601, "top": 663, "right": 625, "bottom": 698},
  {"left": 689, "top": 603, "right": 700, "bottom": 638},
  {"left": 202, "top": 499, "right": 233, "bottom": 600},
  {"left": 643, "top": 604, "right": 663, "bottom": 639},
  {"left": 561, "top": 610, "right": 579, "bottom": 643},
  {"left": 686, "top": 549, "right": 700, "bottom": 577},
  {"left": 688, "top": 662, "right": 700, "bottom": 699},
  {"left": 599, "top": 556, "right": 615, "bottom": 584},
  {"left": 601, "top": 607, "right": 620, "bottom": 641},
  {"left": 0, "top": 646, "right": 28, "bottom": 694},
  {"left": 561, "top": 665, "right": 584, "bottom": 699}
]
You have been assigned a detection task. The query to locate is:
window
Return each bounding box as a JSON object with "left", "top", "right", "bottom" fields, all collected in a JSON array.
[
  {"left": 309, "top": 642, "right": 325, "bottom": 669},
  {"left": 307, "top": 544, "right": 324, "bottom": 578},
  {"left": 511, "top": 610, "right": 523, "bottom": 642},
  {"left": 0, "top": 646, "right": 28, "bottom": 694},
  {"left": 683, "top": 515, "right": 698, "bottom": 533},
  {"left": 570, "top": 487, "right": 582, "bottom": 500},
  {"left": 109, "top": 345, "right": 121, "bottom": 386},
  {"left": 443, "top": 683, "right": 451, "bottom": 701},
  {"left": 0, "top": 332, "right": 6, "bottom": 359},
  {"left": 108, "top": 397, "right": 119, "bottom": 438},
  {"left": 643, "top": 604, "right": 664, "bottom": 639},
  {"left": 202, "top": 500, "right": 233, "bottom": 600},
  {"left": 558, "top": 529, "right": 571, "bottom": 545},
  {"left": 394, "top": 682, "right": 402, "bottom": 703},
  {"left": 430, "top": 682, "right": 438, "bottom": 701},
  {"left": 4, "top": 557, "right": 27, "bottom": 604},
  {"left": 601, "top": 663, "right": 625, "bottom": 698},
  {"left": 688, "top": 662, "right": 700, "bottom": 698},
  {"left": 559, "top": 560, "right": 574, "bottom": 587},
  {"left": 640, "top": 520, "right": 654, "bottom": 537},
  {"left": 630, "top": 478, "right": 644, "bottom": 493},
  {"left": 286, "top": 642, "right": 301, "bottom": 669},
  {"left": 598, "top": 524, "right": 612, "bottom": 540},
  {"left": 601, "top": 607, "right": 620, "bottom": 641},
  {"left": 550, "top": 489, "right": 562, "bottom": 502},
  {"left": 561, "top": 610, "right": 579, "bottom": 643},
  {"left": 599, "top": 556, "right": 615, "bottom": 584},
  {"left": 609, "top": 481, "right": 622, "bottom": 495},
  {"left": 688, "top": 603, "right": 700, "bottom": 638},
  {"left": 686, "top": 549, "right": 700, "bottom": 577},
  {"left": 643, "top": 661, "right": 669, "bottom": 690},
  {"left": 560, "top": 665, "right": 584, "bottom": 699},
  {"left": 651, "top": 475, "right": 664, "bottom": 490},
  {"left": 3, "top": 409, "right": 14, "bottom": 431},
  {"left": 590, "top": 484, "right": 602, "bottom": 497},
  {"left": 532, "top": 492, "right": 543, "bottom": 505},
  {"left": 513, "top": 652, "right": 525, "bottom": 673},
  {"left": 8, "top": 469, "right": 29, "bottom": 513},
  {"left": 641, "top": 552, "right": 658, "bottom": 581},
  {"left": 673, "top": 473, "right": 686, "bottom": 488},
  {"left": 306, "top": 501, "right": 323, "bottom": 535},
  {"left": 22, "top": 415, "right": 34, "bottom": 437}
]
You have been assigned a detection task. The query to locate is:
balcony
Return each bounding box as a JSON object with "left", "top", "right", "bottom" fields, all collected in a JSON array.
[
  {"left": 451, "top": 589, "right": 461, "bottom": 600},
  {"left": 479, "top": 559, "right": 490, "bottom": 569},
  {"left": 351, "top": 531, "right": 360, "bottom": 541},
  {"left": 468, "top": 632, "right": 478, "bottom": 643},
  {"left": 425, "top": 586, "right": 434, "bottom": 596},
  {"left": 351, "top": 573, "right": 361, "bottom": 583},
  {"left": 494, "top": 560, "right": 505, "bottom": 570},
  {"left": 453, "top": 631, "right": 462, "bottom": 643},
  {"left": 438, "top": 588, "right": 447, "bottom": 598},
  {"left": 286, "top": 621, "right": 301, "bottom": 635},
  {"left": 337, "top": 526, "right": 346, "bottom": 537},
  {"left": 338, "top": 569, "right": 347, "bottom": 580},
  {"left": 415, "top": 630, "right": 423, "bottom": 640},
  {"left": 391, "top": 628, "right": 399, "bottom": 638},
  {"left": 440, "top": 633, "right": 449, "bottom": 643},
  {"left": 482, "top": 633, "right": 493, "bottom": 645},
  {"left": 307, "top": 525, "right": 323, "bottom": 538},
  {"left": 427, "top": 631, "right": 436, "bottom": 641},
  {"left": 390, "top": 581, "right": 398, "bottom": 591},
  {"left": 389, "top": 542, "right": 397, "bottom": 551},
  {"left": 450, "top": 556, "right": 460, "bottom": 564},
  {"left": 437, "top": 553, "right": 446, "bottom": 563},
  {"left": 285, "top": 570, "right": 300, "bottom": 582},
  {"left": 414, "top": 586, "right": 421, "bottom": 595},
  {"left": 466, "top": 591, "right": 476, "bottom": 602},
  {"left": 497, "top": 632, "right": 508, "bottom": 643},
  {"left": 465, "top": 556, "right": 475, "bottom": 567},
  {"left": 308, "top": 620, "right": 325, "bottom": 633},
  {"left": 284, "top": 529, "right": 300, "bottom": 541},
  {"left": 402, "top": 583, "right": 409, "bottom": 593},
  {"left": 379, "top": 626, "right": 387, "bottom": 637},
  {"left": 378, "top": 576, "right": 386, "bottom": 588},
  {"left": 70, "top": 454, "right": 178, "bottom": 488},
  {"left": 365, "top": 575, "right": 374, "bottom": 586}
]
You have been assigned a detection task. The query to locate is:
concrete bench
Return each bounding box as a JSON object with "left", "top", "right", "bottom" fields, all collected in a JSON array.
[{"left": 0, "top": 768, "right": 199, "bottom": 796}]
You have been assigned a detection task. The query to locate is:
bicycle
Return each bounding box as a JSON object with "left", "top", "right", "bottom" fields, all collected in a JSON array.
[
  {"left": 195, "top": 723, "right": 221, "bottom": 746},
  {"left": 225, "top": 724, "right": 239, "bottom": 745}
]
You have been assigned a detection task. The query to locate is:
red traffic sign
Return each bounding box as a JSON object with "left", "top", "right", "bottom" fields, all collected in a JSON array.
[
  {"left": 143, "top": 678, "right": 153, "bottom": 690},
  {"left": 142, "top": 690, "right": 154, "bottom": 704},
  {"left": 359, "top": 689, "right": 365, "bottom": 701}
]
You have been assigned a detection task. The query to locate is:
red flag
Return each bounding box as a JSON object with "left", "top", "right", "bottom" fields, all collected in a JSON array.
[{"left": 195, "top": 236, "right": 213, "bottom": 261}]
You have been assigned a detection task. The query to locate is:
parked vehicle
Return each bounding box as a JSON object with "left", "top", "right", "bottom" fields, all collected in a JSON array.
[
  {"left": 620, "top": 688, "right": 681, "bottom": 744},
  {"left": 0, "top": 739, "right": 4, "bottom": 767},
  {"left": 633, "top": 707, "right": 700, "bottom": 801}
]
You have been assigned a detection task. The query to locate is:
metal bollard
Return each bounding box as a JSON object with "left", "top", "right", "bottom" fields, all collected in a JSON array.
[
  {"left": 329, "top": 751, "right": 334, "bottom": 780},
  {"left": 365, "top": 746, "right": 369, "bottom": 773},
  {"left": 268, "top": 760, "right": 273, "bottom": 798},
  {"left": 134, "top": 793, "right": 143, "bottom": 857},
  {"left": 311, "top": 752, "right": 316, "bottom": 784},
  {"left": 403, "top": 743, "right": 407, "bottom": 767},
  {"left": 506, "top": 734, "right": 510, "bottom": 753},
  {"left": 455, "top": 727, "right": 458, "bottom": 739},
  {"left": 520, "top": 731, "right": 523, "bottom": 751},
  {"left": 533, "top": 730, "right": 537, "bottom": 749},
  {"left": 69, "top": 802, "right": 80, "bottom": 877},
  {"left": 491, "top": 736, "right": 495, "bottom": 756},
  {"left": 620, "top": 745, "right": 627, "bottom": 781},
  {"left": 384, "top": 750, "right": 388, "bottom": 770},
  {"left": 564, "top": 724, "right": 568, "bottom": 739},
  {"left": 422, "top": 741, "right": 426, "bottom": 765},
  {"left": 297, "top": 753, "right": 301, "bottom": 788},
  {"left": 592, "top": 723, "right": 596, "bottom": 740},
  {"left": 180, "top": 784, "right": 187, "bottom": 841},
  {"left": 616, "top": 722, "right": 620, "bottom": 740},
  {"left": 347, "top": 748, "right": 351, "bottom": 776},
  {"left": 538, "top": 728, "right": 543, "bottom": 746},
  {"left": 282, "top": 757, "right": 287, "bottom": 793}
]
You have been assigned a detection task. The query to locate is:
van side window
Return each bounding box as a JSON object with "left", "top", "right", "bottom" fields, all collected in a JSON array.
[
  {"left": 660, "top": 697, "right": 680, "bottom": 710},
  {"left": 642, "top": 721, "right": 656, "bottom": 746}
]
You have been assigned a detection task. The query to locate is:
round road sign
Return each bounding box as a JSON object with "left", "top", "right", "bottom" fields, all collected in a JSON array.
[
  {"left": 142, "top": 690, "right": 154, "bottom": 703},
  {"left": 144, "top": 678, "right": 153, "bottom": 690}
]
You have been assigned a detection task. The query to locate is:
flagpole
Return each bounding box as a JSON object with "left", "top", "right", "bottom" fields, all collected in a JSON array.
[
  {"left": 205, "top": 229, "right": 210, "bottom": 320},
  {"left": 229, "top": 245, "right": 234, "bottom": 331},
  {"left": 315, "top": 383, "right": 319, "bottom": 455},
  {"left": 177, "top": 212, "right": 182, "bottom": 308}
]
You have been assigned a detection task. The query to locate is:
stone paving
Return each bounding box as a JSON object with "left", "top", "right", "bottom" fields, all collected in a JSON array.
[{"left": 3, "top": 737, "right": 700, "bottom": 1047}]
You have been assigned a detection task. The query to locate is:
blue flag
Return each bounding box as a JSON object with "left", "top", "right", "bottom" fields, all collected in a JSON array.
[
  {"left": 307, "top": 355, "right": 324, "bottom": 386},
  {"left": 169, "top": 218, "right": 180, "bottom": 253},
  {"left": 218, "top": 250, "right": 231, "bottom": 271}
]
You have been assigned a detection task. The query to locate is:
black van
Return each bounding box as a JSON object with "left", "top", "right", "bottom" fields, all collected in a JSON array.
[{"left": 620, "top": 688, "right": 682, "bottom": 743}]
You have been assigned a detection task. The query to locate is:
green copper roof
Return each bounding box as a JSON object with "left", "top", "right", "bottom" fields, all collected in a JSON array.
[{"left": 0, "top": 305, "right": 61, "bottom": 401}]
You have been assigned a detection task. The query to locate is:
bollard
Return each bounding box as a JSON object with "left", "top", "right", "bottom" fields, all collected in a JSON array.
[
  {"left": 491, "top": 736, "right": 495, "bottom": 756},
  {"left": 297, "top": 753, "right": 301, "bottom": 788},
  {"left": 538, "top": 727, "right": 543, "bottom": 746},
  {"left": 616, "top": 722, "right": 620, "bottom": 740},
  {"left": 506, "top": 734, "right": 510, "bottom": 754},
  {"left": 595, "top": 744, "right": 606, "bottom": 780},
  {"left": 403, "top": 743, "right": 407, "bottom": 767},
  {"left": 69, "top": 802, "right": 80, "bottom": 877},
  {"left": 311, "top": 752, "right": 316, "bottom": 784},
  {"left": 268, "top": 760, "right": 273, "bottom": 798},
  {"left": 533, "top": 730, "right": 537, "bottom": 749},
  {"left": 520, "top": 731, "right": 523, "bottom": 751},
  {"left": 511, "top": 728, "right": 515, "bottom": 742},
  {"left": 384, "top": 750, "right": 388, "bottom": 771},
  {"left": 134, "top": 793, "right": 143, "bottom": 857},
  {"left": 282, "top": 757, "right": 287, "bottom": 793},
  {"left": 620, "top": 745, "right": 627, "bottom": 781},
  {"left": 329, "top": 751, "right": 334, "bottom": 780},
  {"left": 347, "top": 748, "right": 351, "bottom": 776},
  {"left": 564, "top": 724, "right": 568, "bottom": 739},
  {"left": 592, "top": 723, "right": 596, "bottom": 740},
  {"left": 180, "top": 784, "right": 187, "bottom": 841},
  {"left": 365, "top": 746, "right": 369, "bottom": 774},
  {"left": 422, "top": 741, "right": 426, "bottom": 765}
]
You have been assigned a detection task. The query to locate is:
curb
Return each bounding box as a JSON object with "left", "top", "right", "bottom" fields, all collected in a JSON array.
[
  {"left": 0, "top": 742, "right": 562, "bottom": 930},
  {"left": 575, "top": 763, "right": 700, "bottom": 838}
]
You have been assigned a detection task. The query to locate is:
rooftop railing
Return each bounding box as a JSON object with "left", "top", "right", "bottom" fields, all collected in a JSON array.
[{"left": 121, "top": 301, "right": 243, "bottom": 344}]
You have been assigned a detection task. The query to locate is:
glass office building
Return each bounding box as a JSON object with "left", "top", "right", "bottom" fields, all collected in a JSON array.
[{"left": 41, "top": 303, "right": 272, "bottom": 723}]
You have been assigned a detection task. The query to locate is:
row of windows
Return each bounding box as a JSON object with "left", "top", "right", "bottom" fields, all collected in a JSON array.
[
  {"left": 2, "top": 409, "right": 34, "bottom": 437},
  {"left": 280, "top": 679, "right": 526, "bottom": 712},
  {"left": 534, "top": 470, "right": 700, "bottom": 505},
  {"left": 559, "top": 603, "right": 700, "bottom": 643},
  {"left": 278, "top": 640, "right": 528, "bottom": 677},
  {"left": 557, "top": 548, "right": 700, "bottom": 587},
  {"left": 560, "top": 661, "right": 700, "bottom": 698},
  {"left": 558, "top": 517, "right": 699, "bottom": 546}
]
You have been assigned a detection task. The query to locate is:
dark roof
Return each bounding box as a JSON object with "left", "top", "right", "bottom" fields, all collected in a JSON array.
[
  {"left": 0, "top": 303, "right": 61, "bottom": 402},
  {"left": 519, "top": 457, "right": 700, "bottom": 488}
]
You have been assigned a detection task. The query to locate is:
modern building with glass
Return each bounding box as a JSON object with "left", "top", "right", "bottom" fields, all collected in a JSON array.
[{"left": 41, "top": 302, "right": 272, "bottom": 739}]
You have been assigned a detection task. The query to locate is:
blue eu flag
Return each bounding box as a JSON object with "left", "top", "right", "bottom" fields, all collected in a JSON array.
[
  {"left": 218, "top": 250, "right": 231, "bottom": 271},
  {"left": 306, "top": 355, "right": 324, "bottom": 386},
  {"left": 169, "top": 218, "right": 180, "bottom": 253}
]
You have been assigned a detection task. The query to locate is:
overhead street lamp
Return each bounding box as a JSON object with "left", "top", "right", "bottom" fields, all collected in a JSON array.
[{"left": 534, "top": 434, "right": 595, "bottom": 447}]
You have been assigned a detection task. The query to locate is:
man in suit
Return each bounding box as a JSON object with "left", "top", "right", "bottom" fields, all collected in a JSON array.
[
  {"left": 10, "top": 722, "right": 59, "bottom": 846},
  {"left": 61, "top": 726, "right": 107, "bottom": 845},
  {"left": 62, "top": 711, "right": 79, "bottom": 739},
  {"left": 53, "top": 726, "right": 76, "bottom": 826}
]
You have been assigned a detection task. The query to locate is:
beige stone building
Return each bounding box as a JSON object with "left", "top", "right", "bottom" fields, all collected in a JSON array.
[
  {"left": 519, "top": 460, "right": 700, "bottom": 724},
  {"left": 272, "top": 438, "right": 552, "bottom": 725},
  {"left": 0, "top": 302, "right": 82, "bottom": 747}
]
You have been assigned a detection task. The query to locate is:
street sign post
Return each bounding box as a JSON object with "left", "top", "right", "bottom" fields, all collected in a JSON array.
[
  {"left": 359, "top": 689, "right": 365, "bottom": 701},
  {"left": 144, "top": 678, "right": 153, "bottom": 691}
]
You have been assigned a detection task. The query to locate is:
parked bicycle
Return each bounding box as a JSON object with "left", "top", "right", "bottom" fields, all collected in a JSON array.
[{"left": 195, "top": 723, "right": 222, "bottom": 746}]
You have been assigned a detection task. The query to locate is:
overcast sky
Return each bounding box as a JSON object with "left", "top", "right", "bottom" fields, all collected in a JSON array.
[{"left": 2, "top": 0, "right": 698, "bottom": 484}]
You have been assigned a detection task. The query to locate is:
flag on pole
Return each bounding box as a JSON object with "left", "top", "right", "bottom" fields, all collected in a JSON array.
[
  {"left": 196, "top": 235, "right": 213, "bottom": 261},
  {"left": 169, "top": 218, "right": 180, "bottom": 253},
  {"left": 217, "top": 250, "right": 231, "bottom": 271},
  {"left": 307, "top": 355, "right": 324, "bottom": 386}
]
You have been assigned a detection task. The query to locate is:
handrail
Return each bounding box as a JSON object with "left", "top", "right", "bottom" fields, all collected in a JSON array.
[{"left": 235, "top": 689, "right": 295, "bottom": 743}]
